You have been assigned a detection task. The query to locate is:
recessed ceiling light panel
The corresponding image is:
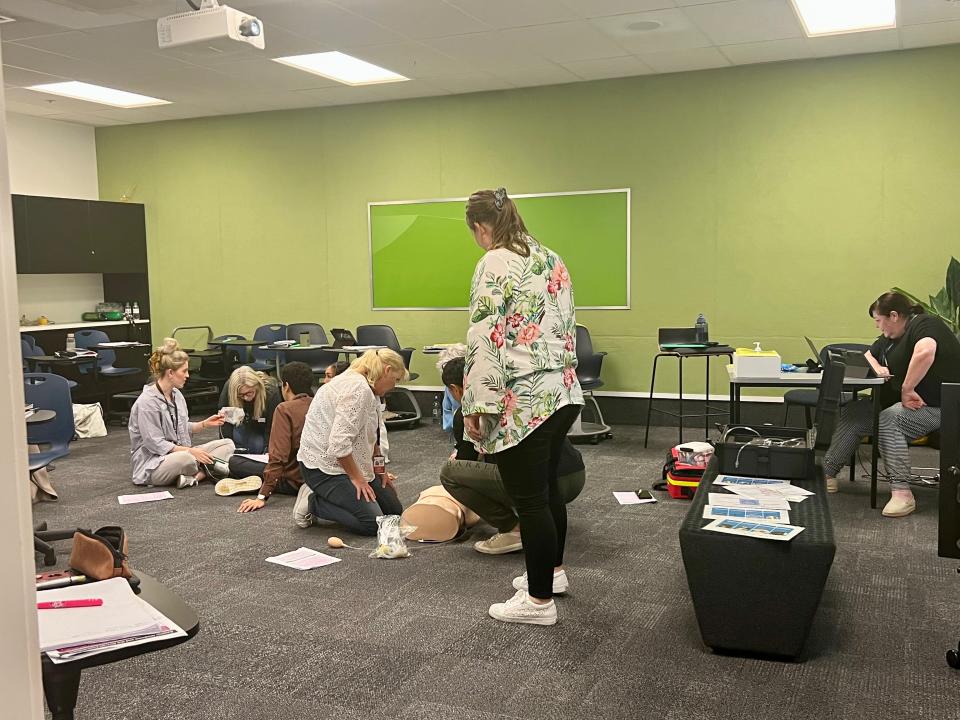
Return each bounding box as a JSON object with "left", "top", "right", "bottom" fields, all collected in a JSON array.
[
  {"left": 272, "top": 51, "right": 408, "bottom": 86},
  {"left": 27, "top": 81, "right": 171, "bottom": 109},
  {"left": 790, "top": 0, "right": 896, "bottom": 37}
]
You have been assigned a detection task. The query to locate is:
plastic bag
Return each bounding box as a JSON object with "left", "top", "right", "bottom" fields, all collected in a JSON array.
[
  {"left": 220, "top": 406, "right": 245, "bottom": 425},
  {"left": 368, "top": 515, "right": 416, "bottom": 559}
]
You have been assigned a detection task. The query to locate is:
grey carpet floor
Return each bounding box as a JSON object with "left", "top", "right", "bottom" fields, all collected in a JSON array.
[{"left": 33, "top": 422, "right": 958, "bottom": 720}]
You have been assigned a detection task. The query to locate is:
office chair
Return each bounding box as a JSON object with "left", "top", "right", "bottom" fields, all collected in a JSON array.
[
  {"left": 356, "top": 325, "right": 421, "bottom": 428},
  {"left": 249, "top": 324, "right": 287, "bottom": 373},
  {"left": 567, "top": 325, "right": 612, "bottom": 444},
  {"left": 74, "top": 329, "right": 140, "bottom": 377},
  {"left": 286, "top": 323, "right": 340, "bottom": 374},
  {"left": 22, "top": 333, "right": 37, "bottom": 349},
  {"left": 782, "top": 343, "right": 869, "bottom": 428},
  {"left": 25, "top": 373, "right": 76, "bottom": 565}
]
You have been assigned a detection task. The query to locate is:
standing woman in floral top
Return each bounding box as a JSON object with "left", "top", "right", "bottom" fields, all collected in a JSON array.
[{"left": 461, "top": 187, "right": 584, "bottom": 626}]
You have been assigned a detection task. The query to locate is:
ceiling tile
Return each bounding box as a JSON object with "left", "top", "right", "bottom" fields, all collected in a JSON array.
[
  {"left": 445, "top": 0, "right": 578, "bottom": 30},
  {"left": 424, "top": 30, "right": 556, "bottom": 72},
  {"left": 637, "top": 45, "right": 731, "bottom": 73},
  {"left": 345, "top": 41, "right": 470, "bottom": 78},
  {"left": 0, "top": 18, "right": 73, "bottom": 41},
  {"left": 2, "top": 63, "right": 68, "bottom": 86},
  {"left": 683, "top": 0, "right": 803, "bottom": 45},
  {"left": 207, "top": 56, "right": 340, "bottom": 91},
  {"left": 500, "top": 21, "right": 630, "bottom": 64},
  {"left": 424, "top": 71, "right": 512, "bottom": 94},
  {"left": 43, "top": 112, "right": 131, "bottom": 126},
  {"left": 561, "top": 54, "right": 653, "bottom": 80},
  {"left": 719, "top": 37, "right": 811, "bottom": 65},
  {"left": 900, "top": 0, "right": 960, "bottom": 26},
  {"left": 900, "top": 19, "right": 960, "bottom": 49},
  {"left": 806, "top": 28, "right": 901, "bottom": 58},
  {"left": 591, "top": 9, "right": 712, "bottom": 53},
  {"left": 329, "top": 0, "right": 490, "bottom": 40},
  {"left": 4, "top": 99, "right": 62, "bottom": 116},
  {"left": 246, "top": 0, "right": 405, "bottom": 47},
  {"left": 560, "top": 0, "right": 677, "bottom": 18},
  {"left": 493, "top": 63, "right": 582, "bottom": 89}
]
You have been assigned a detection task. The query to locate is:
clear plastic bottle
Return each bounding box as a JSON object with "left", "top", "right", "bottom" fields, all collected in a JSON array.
[
  {"left": 132, "top": 302, "right": 140, "bottom": 320},
  {"left": 124, "top": 302, "right": 132, "bottom": 318},
  {"left": 695, "top": 313, "right": 708, "bottom": 343},
  {"left": 66, "top": 333, "right": 76, "bottom": 351},
  {"left": 432, "top": 394, "right": 441, "bottom": 424}
]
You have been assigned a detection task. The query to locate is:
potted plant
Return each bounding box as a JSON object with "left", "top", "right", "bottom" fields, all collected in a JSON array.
[{"left": 894, "top": 256, "right": 960, "bottom": 340}]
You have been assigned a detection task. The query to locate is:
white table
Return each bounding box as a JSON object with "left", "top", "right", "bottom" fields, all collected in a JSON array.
[
  {"left": 257, "top": 344, "right": 334, "bottom": 376},
  {"left": 726, "top": 365, "right": 887, "bottom": 509}
]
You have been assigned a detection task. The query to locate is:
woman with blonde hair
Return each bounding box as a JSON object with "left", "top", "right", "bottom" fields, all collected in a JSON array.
[
  {"left": 128, "top": 338, "right": 232, "bottom": 487},
  {"left": 294, "top": 348, "right": 408, "bottom": 535},
  {"left": 218, "top": 365, "right": 281, "bottom": 454}
]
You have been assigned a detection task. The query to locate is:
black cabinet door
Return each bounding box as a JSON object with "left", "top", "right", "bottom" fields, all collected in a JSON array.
[
  {"left": 89, "top": 201, "right": 147, "bottom": 273},
  {"left": 12, "top": 194, "right": 29, "bottom": 272},
  {"left": 24, "top": 196, "right": 95, "bottom": 273}
]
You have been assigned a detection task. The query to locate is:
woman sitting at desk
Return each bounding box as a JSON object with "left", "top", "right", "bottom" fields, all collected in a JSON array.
[
  {"left": 823, "top": 291, "right": 960, "bottom": 517},
  {"left": 128, "top": 338, "right": 232, "bottom": 487},
  {"left": 218, "top": 366, "right": 281, "bottom": 454}
]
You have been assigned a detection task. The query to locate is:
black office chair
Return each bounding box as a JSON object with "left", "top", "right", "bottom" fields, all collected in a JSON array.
[
  {"left": 567, "top": 325, "right": 612, "bottom": 444},
  {"left": 783, "top": 343, "right": 868, "bottom": 428},
  {"left": 356, "top": 325, "right": 421, "bottom": 429}
]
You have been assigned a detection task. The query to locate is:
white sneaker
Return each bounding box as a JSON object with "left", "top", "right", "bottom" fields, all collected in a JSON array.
[
  {"left": 214, "top": 476, "right": 262, "bottom": 497},
  {"left": 474, "top": 532, "right": 523, "bottom": 555},
  {"left": 293, "top": 483, "right": 314, "bottom": 528},
  {"left": 489, "top": 589, "right": 557, "bottom": 625},
  {"left": 825, "top": 476, "right": 839, "bottom": 494},
  {"left": 512, "top": 569, "right": 569, "bottom": 595},
  {"left": 882, "top": 493, "right": 916, "bottom": 518},
  {"left": 177, "top": 474, "right": 198, "bottom": 489}
]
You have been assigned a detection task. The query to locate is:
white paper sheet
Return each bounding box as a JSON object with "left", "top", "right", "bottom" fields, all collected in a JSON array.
[
  {"left": 726, "top": 485, "right": 812, "bottom": 503},
  {"left": 703, "top": 505, "right": 791, "bottom": 524},
  {"left": 707, "top": 492, "right": 790, "bottom": 510},
  {"left": 702, "top": 518, "right": 805, "bottom": 541},
  {"left": 235, "top": 453, "right": 269, "bottom": 463},
  {"left": 118, "top": 491, "right": 174, "bottom": 505},
  {"left": 266, "top": 547, "right": 342, "bottom": 570},
  {"left": 613, "top": 491, "right": 656, "bottom": 505}
]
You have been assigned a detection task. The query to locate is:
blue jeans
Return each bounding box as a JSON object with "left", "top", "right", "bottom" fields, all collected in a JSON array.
[{"left": 298, "top": 463, "right": 403, "bottom": 536}]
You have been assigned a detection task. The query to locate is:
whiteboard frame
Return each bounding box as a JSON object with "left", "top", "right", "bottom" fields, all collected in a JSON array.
[{"left": 367, "top": 188, "right": 631, "bottom": 311}]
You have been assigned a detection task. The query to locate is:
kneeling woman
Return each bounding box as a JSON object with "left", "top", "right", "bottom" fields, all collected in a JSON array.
[
  {"left": 219, "top": 366, "right": 281, "bottom": 454},
  {"left": 129, "top": 338, "right": 232, "bottom": 487},
  {"left": 295, "top": 349, "right": 407, "bottom": 535}
]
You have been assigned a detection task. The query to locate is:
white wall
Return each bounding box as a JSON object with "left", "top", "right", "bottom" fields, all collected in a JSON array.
[{"left": 5, "top": 113, "right": 98, "bottom": 199}]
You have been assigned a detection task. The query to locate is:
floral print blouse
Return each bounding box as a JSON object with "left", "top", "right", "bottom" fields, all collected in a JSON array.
[{"left": 461, "top": 236, "right": 584, "bottom": 454}]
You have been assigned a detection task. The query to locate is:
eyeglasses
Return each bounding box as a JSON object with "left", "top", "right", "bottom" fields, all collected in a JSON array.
[{"left": 239, "top": 386, "right": 257, "bottom": 400}]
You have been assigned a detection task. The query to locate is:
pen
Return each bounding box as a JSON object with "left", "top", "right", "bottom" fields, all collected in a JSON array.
[
  {"left": 37, "top": 599, "right": 103, "bottom": 610},
  {"left": 36, "top": 574, "right": 88, "bottom": 590}
]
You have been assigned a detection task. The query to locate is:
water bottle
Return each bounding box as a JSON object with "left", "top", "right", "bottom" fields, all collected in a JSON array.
[
  {"left": 695, "top": 313, "right": 708, "bottom": 343},
  {"left": 432, "top": 394, "right": 441, "bottom": 424},
  {"left": 132, "top": 302, "right": 140, "bottom": 320},
  {"left": 66, "top": 333, "right": 76, "bottom": 351},
  {"left": 124, "top": 302, "right": 132, "bottom": 318}
]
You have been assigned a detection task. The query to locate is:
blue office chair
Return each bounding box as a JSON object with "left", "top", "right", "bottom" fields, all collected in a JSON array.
[
  {"left": 355, "top": 325, "right": 421, "bottom": 428},
  {"left": 782, "top": 343, "right": 869, "bottom": 428},
  {"left": 22, "top": 333, "right": 38, "bottom": 349},
  {"left": 21, "top": 338, "right": 37, "bottom": 371},
  {"left": 286, "top": 323, "right": 339, "bottom": 374},
  {"left": 74, "top": 329, "right": 139, "bottom": 377},
  {"left": 24, "top": 373, "right": 74, "bottom": 469},
  {"left": 250, "top": 324, "right": 287, "bottom": 373}
]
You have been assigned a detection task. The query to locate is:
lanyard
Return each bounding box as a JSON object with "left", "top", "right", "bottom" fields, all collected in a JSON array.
[{"left": 156, "top": 383, "right": 179, "bottom": 436}]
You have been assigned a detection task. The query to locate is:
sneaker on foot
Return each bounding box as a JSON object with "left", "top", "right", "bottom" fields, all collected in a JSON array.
[
  {"left": 882, "top": 494, "right": 916, "bottom": 518},
  {"left": 214, "top": 476, "right": 263, "bottom": 497},
  {"left": 293, "top": 483, "right": 314, "bottom": 528},
  {"left": 512, "top": 569, "right": 569, "bottom": 595},
  {"left": 474, "top": 532, "right": 523, "bottom": 555},
  {"left": 488, "top": 589, "right": 557, "bottom": 626},
  {"left": 825, "top": 476, "right": 839, "bottom": 494},
  {"left": 177, "top": 474, "right": 199, "bottom": 489}
]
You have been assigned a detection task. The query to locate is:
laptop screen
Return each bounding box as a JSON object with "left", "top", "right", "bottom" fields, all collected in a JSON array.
[{"left": 804, "top": 336, "right": 820, "bottom": 359}]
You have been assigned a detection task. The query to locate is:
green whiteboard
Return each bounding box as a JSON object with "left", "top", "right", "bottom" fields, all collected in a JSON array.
[{"left": 368, "top": 189, "right": 630, "bottom": 310}]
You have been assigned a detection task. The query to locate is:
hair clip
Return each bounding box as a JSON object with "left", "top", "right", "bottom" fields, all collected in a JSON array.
[{"left": 493, "top": 187, "right": 507, "bottom": 210}]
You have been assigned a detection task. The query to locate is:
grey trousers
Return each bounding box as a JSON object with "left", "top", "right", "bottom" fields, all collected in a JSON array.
[
  {"left": 149, "top": 439, "right": 236, "bottom": 486},
  {"left": 823, "top": 398, "right": 941, "bottom": 489},
  {"left": 440, "top": 458, "right": 586, "bottom": 533}
]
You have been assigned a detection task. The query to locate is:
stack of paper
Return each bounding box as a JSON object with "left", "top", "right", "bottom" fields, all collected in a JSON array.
[
  {"left": 702, "top": 474, "right": 811, "bottom": 541},
  {"left": 37, "top": 577, "right": 186, "bottom": 664},
  {"left": 266, "top": 547, "right": 341, "bottom": 570},
  {"left": 342, "top": 345, "right": 386, "bottom": 352}
]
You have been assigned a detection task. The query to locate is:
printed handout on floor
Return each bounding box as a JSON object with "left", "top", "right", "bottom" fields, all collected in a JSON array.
[
  {"left": 702, "top": 505, "right": 791, "bottom": 524},
  {"left": 702, "top": 518, "right": 805, "bottom": 541}
]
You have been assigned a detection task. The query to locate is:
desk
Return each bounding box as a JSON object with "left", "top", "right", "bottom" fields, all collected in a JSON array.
[
  {"left": 726, "top": 366, "right": 887, "bottom": 509},
  {"left": 336, "top": 345, "right": 388, "bottom": 358},
  {"left": 257, "top": 344, "right": 335, "bottom": 376},
  {"left": 207, "top": 339, "right": 262, "bottom": 372},
  {"left": 40, "top": 572, "right": 199, "bottom": 720},
  {"left": 644, "top": 346, "right": 735, "bottom": 448},
  {"left": 26, "top": 408, "right": 56, "bottom": 424}
]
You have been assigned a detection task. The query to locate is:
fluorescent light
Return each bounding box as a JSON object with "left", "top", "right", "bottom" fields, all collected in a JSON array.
[
  {"left": 790, "top": 0, "right": 896, "bottom": 37},
  {"left": 272, "top": 51, "right": 408, "bottom": 86},
  {"left": 27, "top": 81, "right": 171, "bottom": 108}
]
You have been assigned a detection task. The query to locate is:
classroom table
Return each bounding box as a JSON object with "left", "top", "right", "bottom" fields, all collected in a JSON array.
[
  {"left": 257, "top": 343, "right": 335, "bottom": 376},
  {"left": 726, "top": 366, "right": 887, "bottom": 509},
  {"left": 40, "top": 571, "right": 199, "bottom": 720},
  {"left": 207, "top": 338, "right": 263, "bottom": 372},
  {"left": 335, "top": 345, "right": 388, "bottom": 357},
  {"left": 26, "top": 408, "right": 56, "bottom": 424}
]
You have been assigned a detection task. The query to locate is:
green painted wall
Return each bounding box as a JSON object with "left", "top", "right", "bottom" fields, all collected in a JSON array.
[{"left": 96, "top": 45, "right": 959, "bottom": 395}]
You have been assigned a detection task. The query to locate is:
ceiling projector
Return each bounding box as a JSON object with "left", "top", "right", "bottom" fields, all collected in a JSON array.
[{"left": 158, "top": 0, "right": 264, "bottom": 51}]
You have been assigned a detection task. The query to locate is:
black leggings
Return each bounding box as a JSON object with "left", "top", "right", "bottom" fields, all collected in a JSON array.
[{"left": 493, "top": 404, "right": 582, "bottom": 600}]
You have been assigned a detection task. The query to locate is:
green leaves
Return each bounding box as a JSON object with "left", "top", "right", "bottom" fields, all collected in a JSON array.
[
  {"left": 471, "top": 295, "right": 498, "bottom": 323},
  {"left": 947, "top": 256, "right": 960, "bottom": 308},
  {"left": 894, "top": 255, "right": 960, "bottom": 339}
]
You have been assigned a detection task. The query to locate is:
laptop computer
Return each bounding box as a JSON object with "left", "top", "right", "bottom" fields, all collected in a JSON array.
[
  {"left": 329, "top": 328, "right": 357, "bottom": 349},
  {"left": 804, "top": 336, "right": 878, "bottom": 379}
]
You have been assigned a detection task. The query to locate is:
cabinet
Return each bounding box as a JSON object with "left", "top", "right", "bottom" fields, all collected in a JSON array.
[{"left": 12, "top": 195, "right": 147, "bottom": 274}]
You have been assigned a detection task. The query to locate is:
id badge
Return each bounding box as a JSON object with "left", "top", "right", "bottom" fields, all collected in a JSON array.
[{"left": 373, "top": 454, "right": 386, "bottom": 477}]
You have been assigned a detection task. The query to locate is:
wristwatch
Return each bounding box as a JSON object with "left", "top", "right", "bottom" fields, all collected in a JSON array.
[{"left": 256, "top": 494, "right": 267, "bottom": 501}]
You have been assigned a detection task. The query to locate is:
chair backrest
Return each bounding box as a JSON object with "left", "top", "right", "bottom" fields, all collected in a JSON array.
[
  {"left": 22, "top": 334, "right": 37, "bottom": 349},
  {"left": 24, "top": 373, "right": 75, "bottom": 448},
  {"left": 820, "top": 342, "right": 870, "bottom": 366},
  {"left": 20, "top": 339, "right": 32, "bottom": 371},
  {"left": 574, "top": 325, "right": 605, "bottom": 387},
  {"left": 575, "top": 325, "right": 594, "bottom": 358},
  {"left": 813, "top": 356, "right": 846, "bottom": 451},
  {"left": 356, "top": 325, "right": 401, "bottom": 352},
  {"left": 286, "top": 323, "right": 328, "bottom": 345},
  {"left": 252, "top": 325, "right": 287, "bottom": 362},
  {"left": 75, "top": 329, "right": 115, "bottom": 367}
]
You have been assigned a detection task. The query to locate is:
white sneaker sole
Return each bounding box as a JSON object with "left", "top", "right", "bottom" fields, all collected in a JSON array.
[
  {"left": 488, "top": 604, "right": 557, "bottom": 625},
  {"left": 214, "top": 476, "right": 263, "bottom": 497}
]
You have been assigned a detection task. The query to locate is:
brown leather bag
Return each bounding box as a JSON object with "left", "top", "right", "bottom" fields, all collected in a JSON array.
[{"left": 69, "top": 526, "right": 132, "bottom": 580}]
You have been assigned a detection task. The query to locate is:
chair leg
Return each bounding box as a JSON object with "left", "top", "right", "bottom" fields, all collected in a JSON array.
[
  {"left": 804, "top": 406, "right": 812, "bottom": 430},
  {"left": 644, "top": 355, "right": 660, "bottom": 448},
  {"left": 35, "top": 535, "right": 56, "bottom": 566}
]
